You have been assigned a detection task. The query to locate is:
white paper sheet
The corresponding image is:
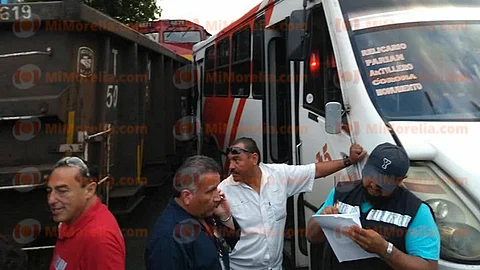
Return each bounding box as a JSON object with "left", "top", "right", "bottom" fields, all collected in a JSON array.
[{"left": 312, "top": 213, "right": 379, "bottom": 262}]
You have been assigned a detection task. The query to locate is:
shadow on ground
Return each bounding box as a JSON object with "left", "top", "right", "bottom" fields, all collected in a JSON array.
[{"left": 119, "top": 185, "right": 173, "bottom": 270}]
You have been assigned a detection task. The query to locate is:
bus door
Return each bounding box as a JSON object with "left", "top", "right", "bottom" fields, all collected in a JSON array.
[
  {"left": 264, "top": 22, "right": 302, "bottom": 268},
  {"left": 291, "top": 5, "right": 356, "bottom": 269},
  {"left": 264, "top": 27, "right": 292, "bottom": 165}
]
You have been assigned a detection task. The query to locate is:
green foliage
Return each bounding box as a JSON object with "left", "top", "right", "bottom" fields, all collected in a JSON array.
[{"left": 24, "top": 0, "right": 162, "bottom": 23}]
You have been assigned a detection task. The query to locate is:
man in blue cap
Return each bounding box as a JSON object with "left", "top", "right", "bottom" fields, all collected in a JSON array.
[{"left": 306, "top": 142, "right": 440, "bottom": 270}]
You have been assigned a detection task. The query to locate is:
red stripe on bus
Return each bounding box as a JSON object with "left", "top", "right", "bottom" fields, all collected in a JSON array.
[
  {"left": 264, "top": 0, "right": 275, "bottom": 26},
  {"left": 229, "top": 98, "right": 247, "bottom": 147},
  {"left": 203, "top": 97, "right": 235, "bottom": 149},
  {"left": 222, "top": 98, "right": 247, "bottom": 177}
]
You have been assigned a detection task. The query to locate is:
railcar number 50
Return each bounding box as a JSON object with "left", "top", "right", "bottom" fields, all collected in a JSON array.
[
  {"left": 106, "top": 85, "right": 119, "bottom": 108},
  {"left": 0, "top": 5, "right": 32, "bottom": 21}
]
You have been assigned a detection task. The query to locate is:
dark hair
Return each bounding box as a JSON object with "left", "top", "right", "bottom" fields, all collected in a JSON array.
[
  {"left": 231, "top": 137, "right": 261, "bottom": 163},
  {"left": 52, "top": 156, "right": 93, "bottom": 187},
  {"left": 0, "top": 235, "right": 28, "bottom": 270},
  {"left": 172, "top": 155, "right": 222, "bottom": 198}
]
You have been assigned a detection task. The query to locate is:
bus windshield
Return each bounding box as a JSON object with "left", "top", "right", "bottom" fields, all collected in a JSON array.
[
  {"left": 163, "top": 31, "right": 201, "bottom": 43},
  {"left": 352, "top": 22, "right": 480, "bottom": 121}
]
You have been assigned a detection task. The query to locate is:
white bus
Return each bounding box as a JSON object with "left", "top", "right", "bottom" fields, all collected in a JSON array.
[{"left": 192, "top": 0, "right": 480, "bottom": 269}]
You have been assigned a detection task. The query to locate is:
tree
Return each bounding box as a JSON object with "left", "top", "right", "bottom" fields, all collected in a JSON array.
[
  {"left": 84, "top": 0, "right": 161, "bottom": 23},
  {"left": 24, "top": 0, "right": 162, "bottom": 23}
]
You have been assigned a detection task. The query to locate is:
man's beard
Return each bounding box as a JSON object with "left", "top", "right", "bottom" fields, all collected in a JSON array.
[{"left": 363, "top": 188, "right": 394, "bottom": 206}]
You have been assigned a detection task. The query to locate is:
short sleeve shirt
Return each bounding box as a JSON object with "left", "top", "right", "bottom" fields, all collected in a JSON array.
[
  {"left": 317, "top": 188, "right": 440, "bottom": 261},
  {"left": 218, "top": 162, "right": 316, "bottom": 270},
  {"left": 49, "top": 197, "right": 126, "bottom": 270}
]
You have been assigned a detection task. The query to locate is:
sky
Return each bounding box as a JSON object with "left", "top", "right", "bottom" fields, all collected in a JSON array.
[{"left": 156, "top": 0, "right": 262, "bottom": 35}]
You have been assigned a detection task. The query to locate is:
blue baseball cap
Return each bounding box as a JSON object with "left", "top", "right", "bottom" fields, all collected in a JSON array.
[{"left": 361, "top": 142, "right": 410, "bottom": 192}]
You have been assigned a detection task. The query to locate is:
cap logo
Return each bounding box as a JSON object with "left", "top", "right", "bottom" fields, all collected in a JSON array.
[{"left": 382, "top": 158, "right": 392, "bottom": 170}]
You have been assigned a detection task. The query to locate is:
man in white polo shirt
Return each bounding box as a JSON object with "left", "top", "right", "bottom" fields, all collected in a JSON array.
[{"left": 218, "top": 137, "right": 366, "bottom": 270}]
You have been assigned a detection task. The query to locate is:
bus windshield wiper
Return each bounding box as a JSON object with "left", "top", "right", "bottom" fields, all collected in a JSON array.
[{"left": 424, "top": 91, "right": 437, "bottom": 114}]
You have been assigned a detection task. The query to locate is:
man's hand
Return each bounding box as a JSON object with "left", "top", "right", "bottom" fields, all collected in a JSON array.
[
  {"left": 343, "top": 226, "right": 439, "bottom": 270},
  {"left": 213, "top": 190, "right": 235, "bottom": 230},
  {"left": 320, "top": 206, "right": 339, "bottom": 215},
  {"left": 213, "top": 189, "right": 231, "bottom": 220},
  {"left": 349, "top": 143, "right": 367, "bottom": 164},
  {"left": 343, "top": 225, "right": 388, "bottom": 256},
  {"left": 307, "top": 205, "right": 339, "bottom": 243},
  {"left": 314, "top": 143, "right": 367, "bottom": 178}
]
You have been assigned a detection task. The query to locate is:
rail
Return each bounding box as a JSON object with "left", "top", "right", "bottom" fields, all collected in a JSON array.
[
  {"left": 97, "top": 175, "right": 110, "bottom": 185},
  {"left": 0, "top": 47, "right": 53, "bottom": 59},
  {"left": 85, "top": 125, "right": 113, "bottom": 141},
  {"left": 0, "top": 183, "right": 45, "bottom": 191},
  {"left": 21, "top": 245, "right": 56, "bottom": 251}
]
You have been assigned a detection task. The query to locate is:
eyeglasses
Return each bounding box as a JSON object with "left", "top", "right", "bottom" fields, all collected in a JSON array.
[
  {"left": 226, "top": 146, "right": 251, "bottom": 155},
  {"left": 53, "top": 156, "right": 91, "bottom": 178}
]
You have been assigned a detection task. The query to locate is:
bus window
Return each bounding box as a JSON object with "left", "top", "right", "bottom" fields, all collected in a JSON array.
[
  {"left": 252, "top": 16, "right": 265, "bottom": 99},
  {"left": 304, "top": 6, "right": 343, "bottom": 116},
  {"left": 231, "top": 26, "right": 251, "bottom": 98},
  {"left": 268, "top": 36, "right": 290, "bottom": 163},
  {"left": 204, "top": 45, "right": 215, "bottom": 97},
  {"left": 163, "top": 30, "right": 202, "bottom": 43},
  {"left": 215, "top": 37, "right": 230, "bottom": 97}
]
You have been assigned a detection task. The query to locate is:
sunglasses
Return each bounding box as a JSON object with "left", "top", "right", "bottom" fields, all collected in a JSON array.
[
  {"left": 226, "top": 146, "right": 251, "bottom": 155},
  {"left": 54, "top": 156, "right": 91, "bottom": 178}
]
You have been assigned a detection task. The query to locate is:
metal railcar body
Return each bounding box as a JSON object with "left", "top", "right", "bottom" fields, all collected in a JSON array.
[{"left": 0, "top": 0, "right": 192, "bottom": 266}]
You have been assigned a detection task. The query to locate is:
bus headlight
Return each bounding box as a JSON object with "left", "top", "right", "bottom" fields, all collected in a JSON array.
[
  {"left": 438, "top": 222, "right": 480, "bottom": 259},
  {"left": 431, "top": 200, "right": 450, "bottom": 220},
  {"left": 403, "top": 165, "right": 480, "bottom": 263},
  {"left": 428, "top": 199, "right": 465, "bottom": 224}
]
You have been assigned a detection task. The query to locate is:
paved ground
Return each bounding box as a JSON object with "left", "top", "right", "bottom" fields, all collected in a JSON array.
[{"left": 119, "top": 185, "right": 174, "bottom": 270}]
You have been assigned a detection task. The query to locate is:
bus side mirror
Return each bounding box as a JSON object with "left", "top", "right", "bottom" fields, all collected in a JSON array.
[
  {"left": 325, "top": 102, "right": 342, "bottom": 134},
  {"left": 287, "top": 9, "right": 310, "bottom": 61}
]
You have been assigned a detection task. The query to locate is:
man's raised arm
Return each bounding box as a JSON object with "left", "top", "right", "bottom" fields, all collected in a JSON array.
[{"left": 314, "top": 143, "right": 366, "bottom": 179}]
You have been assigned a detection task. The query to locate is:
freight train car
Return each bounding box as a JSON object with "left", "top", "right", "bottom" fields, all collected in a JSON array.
[{"left": 0, "top": 0, "right": 193, "bottom": 267}]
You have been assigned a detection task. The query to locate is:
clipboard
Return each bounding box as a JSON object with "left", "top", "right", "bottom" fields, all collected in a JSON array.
[{"left": 312, "top": 213, "right": 378, "bottom": 262}]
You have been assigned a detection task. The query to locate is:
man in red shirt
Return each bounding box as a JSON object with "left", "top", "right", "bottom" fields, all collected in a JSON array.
[{"left": 46, "top": 157, "right": 126, "bottom": 270}]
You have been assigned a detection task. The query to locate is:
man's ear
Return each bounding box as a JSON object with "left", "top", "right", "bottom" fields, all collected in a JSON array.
[
  {"left": 181, "top": 190, "right": 194, "bottom": 206},
  {"left": 85, "top": 181, "right": 97, "bottom": 198},
  {"left": 251, "top": 153, "right": 259, "bottom": 166}
]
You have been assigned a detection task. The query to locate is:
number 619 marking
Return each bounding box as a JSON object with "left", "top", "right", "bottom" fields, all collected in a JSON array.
[{"left": 0, "top": 5, "right": 32, "bottom": 20}]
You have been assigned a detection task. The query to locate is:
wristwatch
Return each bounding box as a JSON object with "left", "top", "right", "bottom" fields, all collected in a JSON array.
[
  {"left": 343, "top": 155, "right": 352, "bottom": 167},
  {"left": 383, "top": 242, "right": 393, "bottom": 259},
  {"left": 220, "top": 213, "right": 232, "bottom": 223}
]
